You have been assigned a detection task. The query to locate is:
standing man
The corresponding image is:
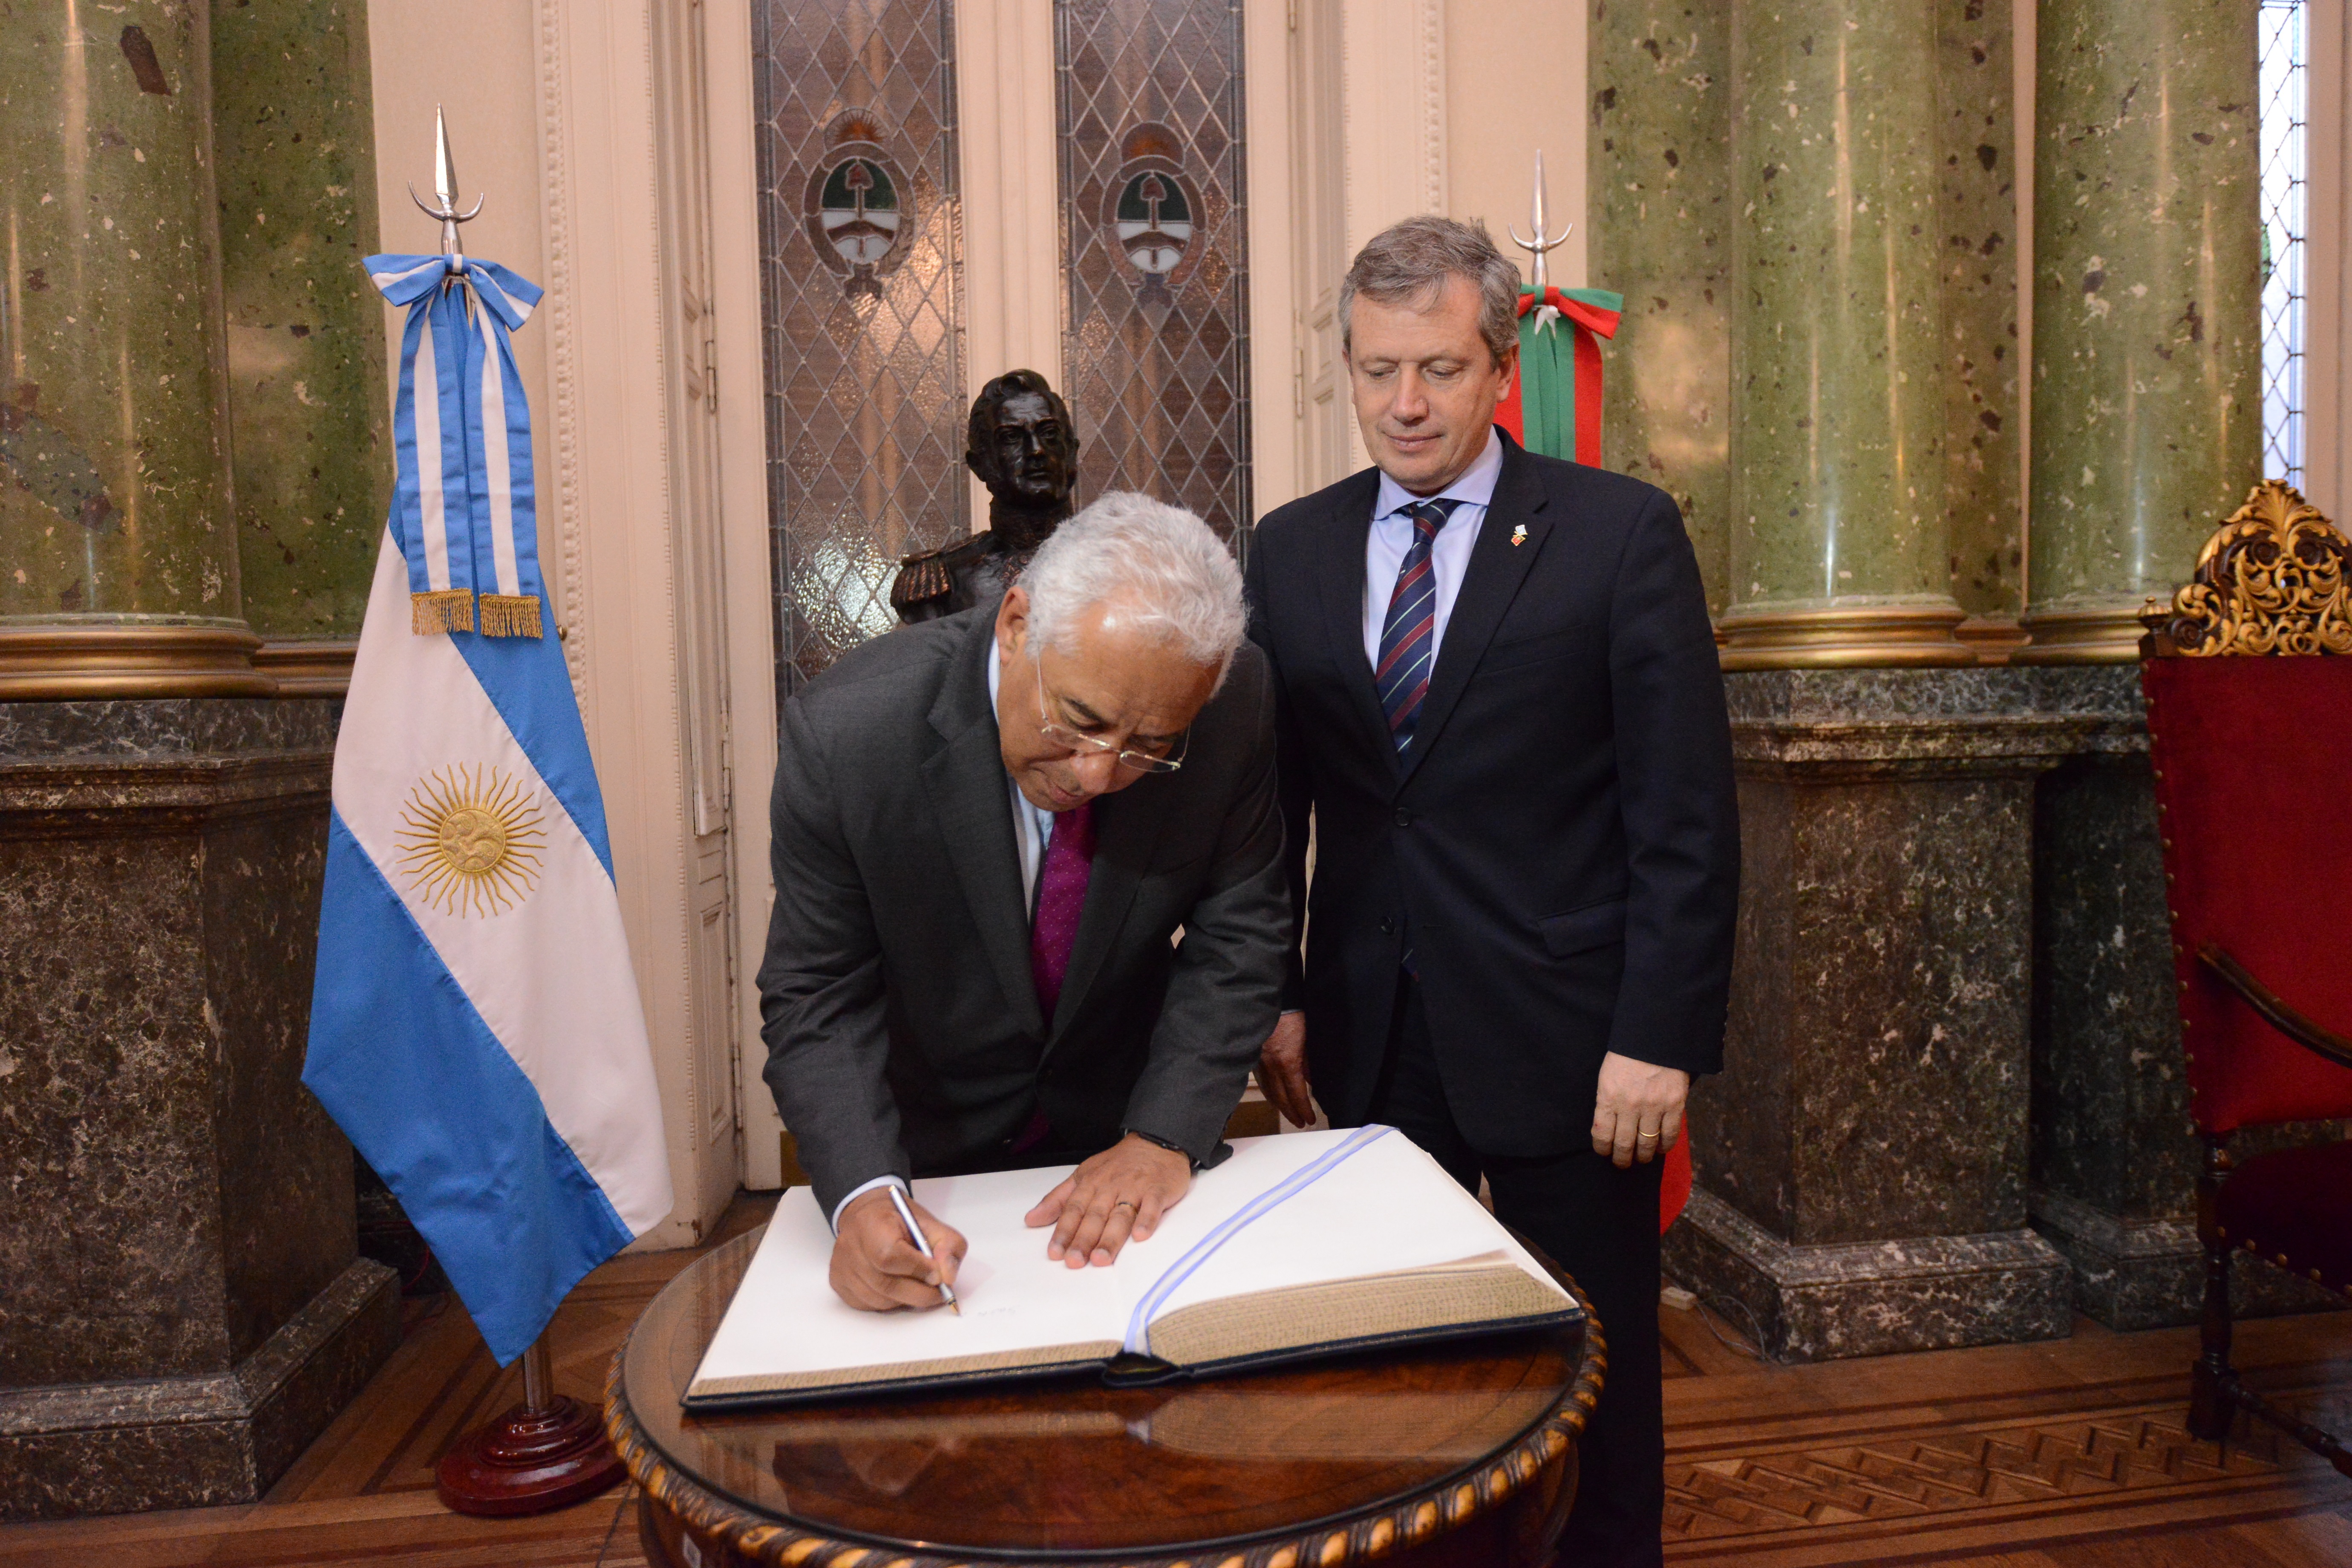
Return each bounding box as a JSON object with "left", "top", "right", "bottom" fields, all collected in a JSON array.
[
  {"left": 764, "top": 493, "right": 1288, "bottom": 1311},
  {"left": 1245, "top": 216, "right": 1737, "bottom": 1566}
]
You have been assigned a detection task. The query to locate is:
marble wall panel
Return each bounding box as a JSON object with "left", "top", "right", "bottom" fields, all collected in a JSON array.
[
  {"left": 0, "top": 818, "right": 230, "bottom": 1383},
  {"left": 1714, "top": 770, "right": 2038, "bottom": 1245},
  {"left": 0, "top": 699, "right": 343, "bottom": 1386},
  {"left": 203, "top": 798, "right": 349, "bottom": 1363}
]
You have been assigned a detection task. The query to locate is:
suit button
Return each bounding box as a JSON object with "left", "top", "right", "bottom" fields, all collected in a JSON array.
[
  {"left": 1394, "top": 807, "right": 1412, "bottom": 827},
  {"left": 1379, "top": 917, "right": 1397, "bottom": 935}
]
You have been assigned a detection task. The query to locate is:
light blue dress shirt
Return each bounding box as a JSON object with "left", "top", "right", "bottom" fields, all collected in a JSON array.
[
  {"left": 1361, "top": 427, "right": 1504, "bottom": 670},
  {"left": 988, "top": 638, "right": 1058, "bottom": 911}
]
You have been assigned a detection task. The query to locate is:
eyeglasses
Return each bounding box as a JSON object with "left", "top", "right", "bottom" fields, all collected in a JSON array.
[{"left": 1032, "top": 656, "right": 1189, "bottom": 774}]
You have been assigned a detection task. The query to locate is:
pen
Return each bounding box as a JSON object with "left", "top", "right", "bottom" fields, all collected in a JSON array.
[{"left": 884, "top": 1183, "right": 960, "bottom": 1314}]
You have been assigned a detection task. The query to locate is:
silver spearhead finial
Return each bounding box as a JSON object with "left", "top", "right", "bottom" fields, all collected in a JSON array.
[
  {"left": 1507, "top": 148, "right": 1571, "bottom": 296},
  {"left": 434, "top": 105, "right": 459, "bottom": 211},
  {"left": 408, "top": 104, "right": 486, "bottom": 267}
]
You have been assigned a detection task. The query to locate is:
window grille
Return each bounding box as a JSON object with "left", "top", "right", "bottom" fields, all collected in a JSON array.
[{"left": 2261, "top": 1, "right": 2310, "bottom": 487}]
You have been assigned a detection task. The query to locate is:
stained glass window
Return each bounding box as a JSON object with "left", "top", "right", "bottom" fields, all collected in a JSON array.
[
  {"left": 2260, "top": 1, "right": 2309, "bottom": 487},
  {"left": 1056, "top": 0, "right": 1253, "bottom": 542},
  {"left": 752, "top": 0, "right": 967, "bottom": 695}
]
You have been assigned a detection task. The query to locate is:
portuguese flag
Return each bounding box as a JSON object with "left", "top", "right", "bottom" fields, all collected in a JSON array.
[
  {"left": 1495, "top": 285, "right": 1623, "bottom": 467},
  {"left": 1494, "top": 280, "right": 1692, "bottom": 1229}
]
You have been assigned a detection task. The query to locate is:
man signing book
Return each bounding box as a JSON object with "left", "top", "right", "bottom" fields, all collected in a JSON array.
[{"left": 758, "top": 494, "right": 1289, "bottom": 1312}]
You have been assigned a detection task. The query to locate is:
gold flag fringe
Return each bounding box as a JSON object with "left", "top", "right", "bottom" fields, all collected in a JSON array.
[
  {"left": 410, "top": 589, "right": 475, "bottom": 635},
  {"left": 477, "top": 594, "right": 544, "bottom": 639}
]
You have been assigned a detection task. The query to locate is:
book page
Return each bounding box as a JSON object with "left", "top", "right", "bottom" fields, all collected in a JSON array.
[{"left": 688, "top": 1127, "right": 1571, "bottom": 1399}]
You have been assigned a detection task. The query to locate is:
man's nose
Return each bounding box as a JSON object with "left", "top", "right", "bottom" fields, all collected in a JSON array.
[
  {"left": 1069, "top": 749, "right": 1122, "bottom": 797},
  {"left": 1392, "top": 369, "right": 1430, "bottom": 421}
]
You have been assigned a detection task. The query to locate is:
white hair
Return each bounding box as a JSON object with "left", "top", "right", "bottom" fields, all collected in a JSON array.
[{"left": 1020, "top": 492, "right": 1247, "bottom": 686}]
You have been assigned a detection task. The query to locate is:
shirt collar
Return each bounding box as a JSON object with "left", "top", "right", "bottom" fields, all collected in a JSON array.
[{"left": 1373, "top": 424, "right": 1505, "bottom": 522}]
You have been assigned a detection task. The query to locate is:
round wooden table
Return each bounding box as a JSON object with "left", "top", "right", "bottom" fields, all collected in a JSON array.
[{"left": 605, "top": 1226, "right": 1605, "bottom": 1567}]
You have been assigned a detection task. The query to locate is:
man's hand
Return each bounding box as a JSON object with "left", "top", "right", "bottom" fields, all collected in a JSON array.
[
  {"left": 1023, "top": 1132, "right": 1191, "bottom": 1268},
  {"left": 830, "top": 1187, "right": 967, "bottom": 1311},
  {"left": 1591, "top": 1051, "right": 1690, "bottom": 1168},
  {"left": 1257, "top": 1011, "right": 1314, "bottom": 1127}
]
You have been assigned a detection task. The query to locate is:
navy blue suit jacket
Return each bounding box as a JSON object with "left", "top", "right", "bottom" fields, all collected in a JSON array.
[{"left": 1242, "top": 434, "right": 1739, "bottom": 1156}]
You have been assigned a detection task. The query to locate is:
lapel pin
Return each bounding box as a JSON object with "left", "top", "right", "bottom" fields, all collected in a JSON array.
[{"left": 1510, "top": 524, "right": 1528, "bottom": 547}]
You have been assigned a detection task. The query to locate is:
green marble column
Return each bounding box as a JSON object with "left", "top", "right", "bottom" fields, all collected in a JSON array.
[
  {"left": 1720, "top": 0, "right": 1972, "bottom": 667},
  {"left": 2017, "top": 0, "right": 2260, "bottom": 662},
  {"left": 1937, "top": 0, "right": 2024, "bottom": 638},
  {"left": 0, "top": 1, "right": 267, "bottom": 695},
  {"left": 1589, "top": 3, "right": 1733, "bottom": 616},
  {"left": 213, "top": 0, "right": 389, "bottom": 669}
]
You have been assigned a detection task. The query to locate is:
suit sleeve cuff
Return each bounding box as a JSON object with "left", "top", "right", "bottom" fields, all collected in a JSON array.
[{"left": 829, "top": 1174, "right": 909, "bottom": 1234}]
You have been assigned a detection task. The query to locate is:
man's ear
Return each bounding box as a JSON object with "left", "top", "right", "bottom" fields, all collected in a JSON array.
[
  {"left": 996, "top": 585, "right": 1031, "bottom": 657},
  {"left": 1492, "top": 349, "right": 1519, "bottom": 406},
  {"left": 966, "top": 447, "right": 988, "bottom": 482}
]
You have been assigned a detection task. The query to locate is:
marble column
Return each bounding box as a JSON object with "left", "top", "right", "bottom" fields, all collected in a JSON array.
[
  {"left": 2014, "top": 0, "right": 2260, "bottom": 662},
  {"left": 0, "top": 700, "right": 398, "bottom": 1519},
  {"left": 1936, "top": 0, "right": 2025, "bottom": 648},
  {"left": 0, "top": 2, "right": 269, "bottom": 696},
  {"left": 212, "top": 0, "right": 391, "bottom": 694},
  {"left": 1588, "top": 3, "right": 1733, "bottom": 615},
  {"left": 1718, "top": 0, "right": 1973, "bottom": 668}
]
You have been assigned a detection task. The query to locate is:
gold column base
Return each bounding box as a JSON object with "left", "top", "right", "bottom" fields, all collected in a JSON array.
[
  {"left": 1716, "top": 605, "right": 1977, "bottom": 670},
  {"left": 1954, "top": 615, "right": 2030, "bottom": 664},
  {"left": 0, "top": 622, "right": 274, "bottom": 699},
  {"left": 2008, "top": 605, "right": 2159, "bottom": 665},
  {"left": 252, "top": 640, "right": 358, "bottom": 698}
]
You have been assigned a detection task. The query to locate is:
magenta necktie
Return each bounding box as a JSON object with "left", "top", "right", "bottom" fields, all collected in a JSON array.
[{"left": 1029, "top": 801, "right": 1096, "bottom": 1025}]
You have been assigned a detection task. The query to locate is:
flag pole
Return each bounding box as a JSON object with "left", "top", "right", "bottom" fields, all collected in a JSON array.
[{"left": 385, "top": 109, "right": 626, "bottom": 1518}]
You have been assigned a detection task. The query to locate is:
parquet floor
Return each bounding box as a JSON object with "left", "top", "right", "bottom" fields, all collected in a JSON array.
[{"left": 5, "top": 1193, "right": 2349, "bottom": 1566}]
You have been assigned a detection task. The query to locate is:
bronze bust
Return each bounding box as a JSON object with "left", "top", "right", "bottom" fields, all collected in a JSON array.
[{"left": 890, "top": 369, "right": 1081, "bottom": 623}]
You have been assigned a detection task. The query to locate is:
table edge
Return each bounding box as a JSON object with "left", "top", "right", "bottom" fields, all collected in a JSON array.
[{"left": 602, "top": 1269, "right": 1607, "bottom": 1567}]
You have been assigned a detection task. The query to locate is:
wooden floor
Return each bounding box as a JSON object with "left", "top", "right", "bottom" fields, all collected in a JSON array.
[{"left": 6, "top": 1194, "right": 2351, "bottom": 1567}]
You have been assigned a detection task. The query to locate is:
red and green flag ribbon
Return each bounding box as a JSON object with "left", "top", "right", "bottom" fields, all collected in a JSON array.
[{"left": 1496, "top": 285, "right": 1622, "bottom": 467}]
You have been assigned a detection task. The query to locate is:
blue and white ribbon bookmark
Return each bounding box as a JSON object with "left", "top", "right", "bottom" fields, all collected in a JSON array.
[{"left": 1122, "top": 1124, "right": 1395, "bottom": 1357}]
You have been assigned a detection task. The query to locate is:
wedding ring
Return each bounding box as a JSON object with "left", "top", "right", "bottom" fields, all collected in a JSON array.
[
  {"left": 1637, "top": 1131, "right": 1660, "bottom": 1142},
  {"left": 1113, "top": 1200, "right": 1138, "bottom": 1213}
]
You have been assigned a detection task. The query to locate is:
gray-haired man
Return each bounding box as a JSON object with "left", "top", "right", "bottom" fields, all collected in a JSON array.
[{"left": 759, "top": 493, "right": 1289, "bottom": 1312}]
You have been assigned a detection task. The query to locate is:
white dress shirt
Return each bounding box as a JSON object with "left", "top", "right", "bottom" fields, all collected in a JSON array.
[
  {"left": 833, "top": 637, "right": 1057, "bottom": 1231},
  {"left": 1361, "top": 427, "right": 1504, "bottom": 669}
]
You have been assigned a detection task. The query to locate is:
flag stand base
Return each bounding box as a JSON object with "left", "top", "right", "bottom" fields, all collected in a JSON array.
[{"left": 436, "top": 1339, "right": 625, "bottom": 1516}]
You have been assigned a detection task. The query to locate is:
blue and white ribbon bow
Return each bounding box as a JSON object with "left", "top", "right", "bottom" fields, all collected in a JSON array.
[{"left": 365, "top": 253, "right": 547, "bottom": 637}]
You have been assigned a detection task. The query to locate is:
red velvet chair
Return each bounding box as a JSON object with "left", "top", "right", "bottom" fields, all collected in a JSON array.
[{"left": 2142, "top": 480, "right": 2352, "bottom": 1477}]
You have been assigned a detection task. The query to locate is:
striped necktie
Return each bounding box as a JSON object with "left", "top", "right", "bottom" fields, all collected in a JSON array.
[{"left": 1374, "top": 497, "right": 1465, "bottom": 750}]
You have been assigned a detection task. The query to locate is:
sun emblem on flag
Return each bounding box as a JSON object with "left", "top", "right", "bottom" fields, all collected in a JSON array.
[{"left": 394, "top": 765, "right": 548, "bottom": 917}]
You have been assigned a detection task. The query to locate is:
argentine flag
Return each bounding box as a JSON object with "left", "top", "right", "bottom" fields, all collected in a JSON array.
[{"left": 304, "top": 254, "right": 672, "bottom": 1365}]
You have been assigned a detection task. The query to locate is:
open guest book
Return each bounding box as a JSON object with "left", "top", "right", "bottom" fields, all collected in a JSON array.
[{"left": 685, "top": 1125, "right": 1581, "bottom": 1411}]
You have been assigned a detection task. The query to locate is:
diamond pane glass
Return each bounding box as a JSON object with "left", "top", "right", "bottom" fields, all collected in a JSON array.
[
  {"left": 1056, "top": 0, "right": 1252, "bottom": 542},
  {"left": 2259, "top": 1, "right": 2307, "bottom": 487},
  {"left": 752, "top": 0, "right": 967, "bottom": 696}
]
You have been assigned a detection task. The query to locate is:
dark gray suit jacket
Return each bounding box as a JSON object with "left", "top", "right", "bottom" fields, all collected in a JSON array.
[{"left": 758, "top": 607, "right": 1290, "bottom": 1216}]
